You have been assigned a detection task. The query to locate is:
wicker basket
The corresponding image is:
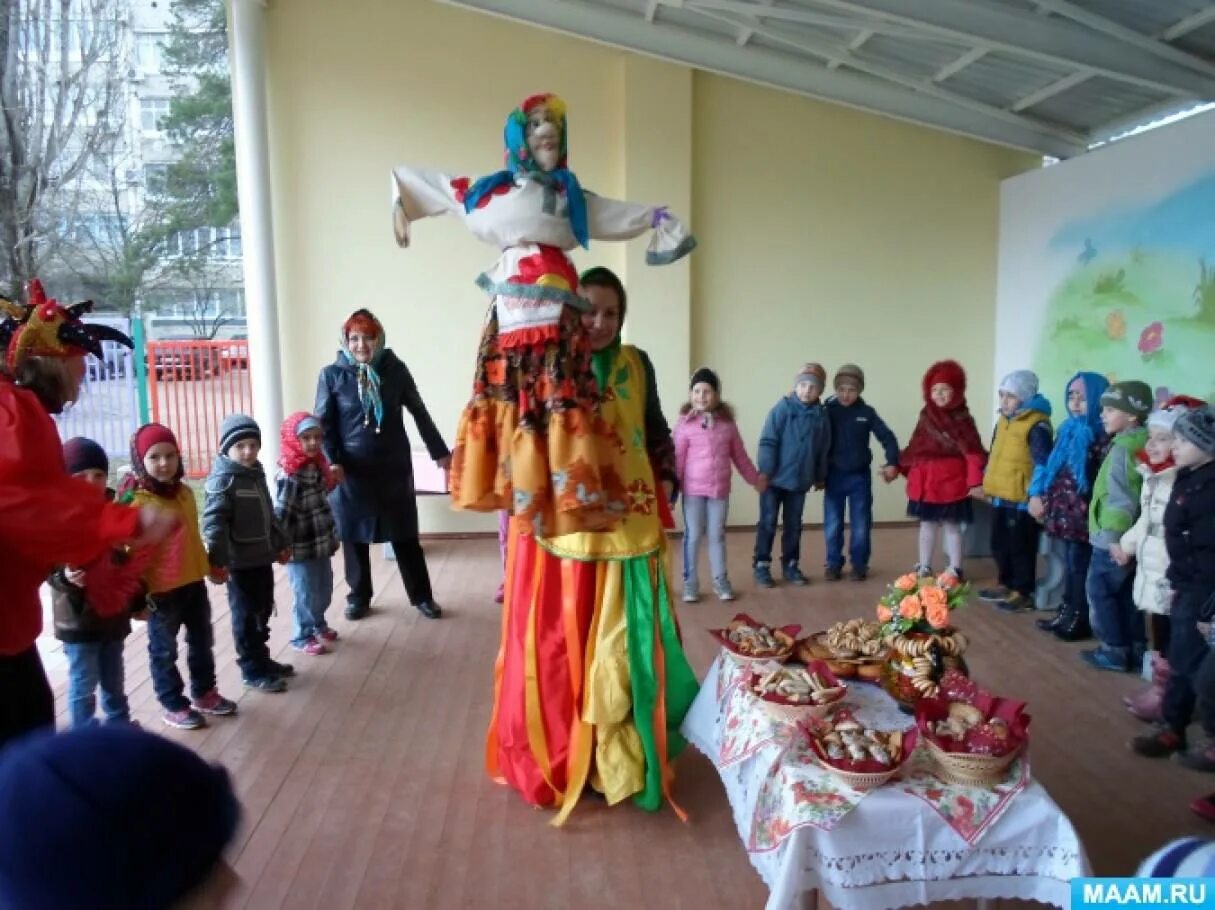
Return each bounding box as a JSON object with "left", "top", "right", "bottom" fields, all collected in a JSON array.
[
  {"left": 753, "top": 695, "right": 828, "bottom": 723},
  {"left": 925, "top": 738, "right": 1023, "bottom": 787},
  {"left": 814, "top": 757, "right": 900, "bottom": 791},
  {"left": 724, "top": 646, "right": 793, "bottom": 667}
]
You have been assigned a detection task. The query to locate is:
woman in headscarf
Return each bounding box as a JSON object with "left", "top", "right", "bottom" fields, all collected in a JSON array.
[
  {"left": 391, "top": 93, "right": 695, "bottom": 541},
  {"left": 487, "top": 266, "right": 699, "bottom": 825},
  {"left": 315, "top": 309, "right": 450, "bottom": 621}
]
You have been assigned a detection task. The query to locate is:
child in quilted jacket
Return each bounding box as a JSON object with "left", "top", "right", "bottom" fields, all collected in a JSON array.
[
  {"left": 676, "top": 368, "right": 765, "bottom": 602},
  {"left": 898, "top": 360, "right": 986, "bottom": 581},
  {"left": 1115, "top": 396, "right": 1205, "bottom": 722}
]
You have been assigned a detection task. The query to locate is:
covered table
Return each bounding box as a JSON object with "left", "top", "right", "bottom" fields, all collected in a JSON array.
[{"left": 680, "top": 654, "right": 1090, "bottom": 910}]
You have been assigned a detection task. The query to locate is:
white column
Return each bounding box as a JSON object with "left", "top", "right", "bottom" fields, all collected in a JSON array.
[{"left": 228, "top": 0, "right": 284, "bottom": 468}]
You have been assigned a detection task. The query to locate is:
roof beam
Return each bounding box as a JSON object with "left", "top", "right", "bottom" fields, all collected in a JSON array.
[
  {"left": 439, "top": 0, "right": 1087, "bottom": 156},
  {"left": 689, "top": 5, "right": 1088, "bottom": 145},
  {"left": 678, "top": 0, "right": 928, "bottom": 41},
  {"left": 828, "top": 28, "right": 872, "bottom": 69},
  {"left": 932, "top": 46, "right": 988, "bottom": 83},
  {"left": 1010, "top": 70, "right": 1091, "bottom": 111},
  {"left": 1160, "top": 6, "right": 1215, "bottom": 42},
  {"left": 791, "top": 0, "right": 1215, "bottom": 97},
  {"left": 645, "top": 0, "right": 659, "bottom": 23},
  {"left": 734, "top": 0, "right": 770, "bottom": 47},
  {"left": 1031, "top": 0, "right": 1215, "bottom": 79}
]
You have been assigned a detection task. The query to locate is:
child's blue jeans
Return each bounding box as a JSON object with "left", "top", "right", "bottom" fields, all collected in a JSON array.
[
  {"left": 753, "top": 486, "right": 807, "bottom": 569},
  {"left": 823, "top": 470, "right": 873, "bottom": 571},
  {"left": 146, "top": 581, "right": 216, "bottom": 712},
  {"left": 63, "top": 639, "right": 129, "bottom": 729},
  {"left": 288, "top": 558, "right": 334, "bottom": 646},
  {"left": 1087, "top": 545, "right": 1144, "bottom": 665}
]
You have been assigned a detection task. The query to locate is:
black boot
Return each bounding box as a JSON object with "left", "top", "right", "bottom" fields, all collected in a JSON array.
[
  {"left": 1053, "top": 601, "right": 1092, "bottom": 642},
  {"left": 1036, "top": 605, "right": 1066, "bottom": 633}
]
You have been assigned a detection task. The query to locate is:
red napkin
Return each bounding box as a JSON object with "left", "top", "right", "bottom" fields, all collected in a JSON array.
[
  {"left": 708, "top": 613, "right": 801, "bottom": 656},
  {"left": 916, "top": 674, "right": 1030, "bottom": 757}
]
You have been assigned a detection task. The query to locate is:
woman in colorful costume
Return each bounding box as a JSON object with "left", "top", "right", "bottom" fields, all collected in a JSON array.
[
  {"left": 391, "top": 93, "right": 695, "bottom": 539},
  {"left": 486, "top": 267, "right": 699, "bottom": 825},
  {"left": 0, "top": 281, "right": 177, "bottom": 745}
]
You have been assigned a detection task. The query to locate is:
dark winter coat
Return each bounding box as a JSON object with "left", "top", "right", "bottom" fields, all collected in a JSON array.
[
  {"left": 315, "top": 349, "right": 450, "bottom": 543},
  {"left": 202, "top": 456, "right": 290, "bottom": 569},
  {"left": 757, "top": 395, "right": 831, "bottom": 493},
  {"left": 825, "top": 396, "right": 899, "bottom": 476},
  {"left": 1164, "top": 460, "right": 1215, "bottom": 600}
]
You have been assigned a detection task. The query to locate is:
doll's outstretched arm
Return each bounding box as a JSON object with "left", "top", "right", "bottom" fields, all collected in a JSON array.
[
  {"left": 391, "top": 167, "right": 467, "bottom": 248},
  {"left": 586, "top": 195, "right": 696, "bottom": 264}
]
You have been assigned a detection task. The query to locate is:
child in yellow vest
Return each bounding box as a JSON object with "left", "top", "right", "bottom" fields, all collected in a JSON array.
[
  {"left": 119, "top": 423, "right": 237, "bottom": 731},
  {"left": 980, "top": 370, "right": 1053, "bottom": 612}
]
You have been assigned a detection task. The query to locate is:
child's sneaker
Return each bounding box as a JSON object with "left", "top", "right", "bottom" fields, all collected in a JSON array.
[
  {"left": 162, "top": 707, "right": 205, "bottom": 730},
  {"left": 317, "top": 628, "right": 339, "bottom": 643},
  {"left": 494, "top": 583, "right": 505, "bottom": 604},
  {"left": 996, "top": 591, "right": 1034, "bottom": 613},
  {"left": 243, "top": 674, "right": 288, "bottom": 693},
  {"left": 193, "top": 689, "right": 237, "bottom": 716},
  {"left": 753, "top": 563, "right": 775, "bottom": 588},
  {"left": 713, "top": 577, "right": 736, "bottom": 602},
  {"left": 682, "top": 581, "right": 700, "bottom": 603},
  {"left": 266, "top": 659, "right": 295, "bottom": 678},
  {"left": 1191, "top": 793, "right": 1215, "bottom": 822},
  {"left": 850, "top": 566, "right": 869, "bottom": 582},
  {"left": 914, "top": 564, "right": 934, "bottom": 578},
  {"left": 782, "top": 564, "right": 809, "bottom": 586},
  {"left": 1130, "top": 726, "right": 1185, "bottom": 758},
  {"left": 291, "top": 637, "right": 328, "bottom": 656},
  {"left": 824, "top": 565, "right": 843, "bottom": 582},
  {"left": 1176, "top": 741, "right": 1215, "bottom": 773},
  {"left": 978, "top": 585, "right": 1010, "bottom": 602}
]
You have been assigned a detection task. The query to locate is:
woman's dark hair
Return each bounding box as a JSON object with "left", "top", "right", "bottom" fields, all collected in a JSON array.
[
  {"left": 679, "top": 400, "right": 735, "bottom": 422},
  {"left": 579, "top": 266, "right": 627, "bottom": 323}
]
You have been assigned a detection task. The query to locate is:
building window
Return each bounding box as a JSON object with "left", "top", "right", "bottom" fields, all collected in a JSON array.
[
  {"left": 164, "top": 225, "right": 244, "bottom": 259},
  {"left": 140, "top": 97, "right": 172, "bottom": 132},
  {"left": 136, "top": 33, "right": 167, "bottom": 72},
  {"left": 144, "top": 163, "right": 169, "bottom": 195}
]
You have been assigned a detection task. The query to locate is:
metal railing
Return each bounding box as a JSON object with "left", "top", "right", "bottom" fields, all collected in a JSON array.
[{"left": 54, "top": 316, "right": 139, "bottom": 460}]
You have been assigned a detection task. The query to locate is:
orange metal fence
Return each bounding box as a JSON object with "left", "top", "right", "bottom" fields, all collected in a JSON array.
[{"left": 146, "top": 339, "right": 252, "bottom": 478}]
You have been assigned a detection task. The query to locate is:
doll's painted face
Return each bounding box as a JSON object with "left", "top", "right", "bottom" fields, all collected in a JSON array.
[
  {"left": 143, "top": 441, "right": 180, "bottom": 483},
  {"left": 1144, "top": 428, "right": 1174, "bottom": 466},
  {"left": 297, "top": 426, "right": 323, "bottom": 457},
  {"left": 690, "top": 381, "right": 716, "bottom": 412},
  {"left": 525, "top": 104, "right": 562, "bottom": 173},
  {"left": 930, "top": 383, "right": 954, "bottom": 409},
  {"left": 1067, "top": 378, "right": 1087, "bottom": 417}
]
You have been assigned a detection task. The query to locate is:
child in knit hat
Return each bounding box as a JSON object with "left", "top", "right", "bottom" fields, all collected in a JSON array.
[
  {"left": 203, "top": 414, "right": 292, "bottom": 693},
  {"left": 675, "top": 367, "right": 765, "bottom": 602},
  {"left": 979, "top": 369, "right": 1053, "bottom": 612},
  {"left": 122, "top": 422, "right": 237, "bottom": 730},
  {"left": 276, "top": 411, "right": 341, "bottom": 655},
  {"left": 752, "top": 362, "right": 831, "bottom": 587},
  {"left": 1030, "top": 372, "right": 1110, "bottom": 642},
  {"left": 1131, "top": 406, "right": 1215, "bottom": 771},
  {"left": 1116, "top": 396, "right": 1205, "bottom": 723},
  {"left": 1081, "top": 379, "right": 1153, "bottom": 673},
  {"left": 0, "top": 724, "right": 242, "bottom": 908},
  {"left": 823, "top": 363, "right": 900, "bottom": 582},
  {"left": 50, "top": 437, "right": 140, "bottom": 729}
]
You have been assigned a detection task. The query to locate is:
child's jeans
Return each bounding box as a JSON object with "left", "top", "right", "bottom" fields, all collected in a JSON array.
[
  {"left": 683, "top": 495, "right": 729, "bottom": 584},
  {"left": 753, "top": 486, "right": 807, "bottom": 569},
  {"left": 824, "top": 470, "right": 872, "bottom": 571},
  {"left": 1163, "top": 591, "right": 1214, "bottom": 735},
  {"left": 147, "top": 581, "right": 217, "bottom": 712},
  {"left": 991, "top": 504, "right": 1041, "bottom": 597},
  {"left": 1087, "top": 545, "right": 1144, "bottom": 665},
  {"left": 288, "top": 558, "right": 334, "bottom": 646},
  {"left": 63, "top": 639, "right": 129, "bottom": 728},
  {"left": 1060, "top": 537, "right": 1092, "bottom": 613},
  {"left": 228, "top": 565, "right": 276, "bottom": 680}
]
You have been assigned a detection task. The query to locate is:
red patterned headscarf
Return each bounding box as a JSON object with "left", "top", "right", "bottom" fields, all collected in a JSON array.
[{"left": 279, "top": 411, "right": 336, "bottom": 489}]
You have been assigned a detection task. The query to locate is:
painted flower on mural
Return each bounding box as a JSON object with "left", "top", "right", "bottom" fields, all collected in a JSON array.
[
  {"left": 1138, "top": 321, "right": 1164, "bottom": 360},
  {"left": 1105, "top": 309, "right": 1127, "bottom": 341}
]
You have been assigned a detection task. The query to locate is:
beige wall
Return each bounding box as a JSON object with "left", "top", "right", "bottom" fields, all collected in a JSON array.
[{"left": 263, "top": 0, "right": 1034, "bottom": 535}]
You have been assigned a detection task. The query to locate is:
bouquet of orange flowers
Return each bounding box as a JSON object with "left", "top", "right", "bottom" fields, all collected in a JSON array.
[{"left": 876, "top": 571, "right": 971, "bottom": 636}]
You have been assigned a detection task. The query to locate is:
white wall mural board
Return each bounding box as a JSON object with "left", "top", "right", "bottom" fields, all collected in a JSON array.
[{"left": 995, "top": 111, "right": 1215, "bottom": 414}]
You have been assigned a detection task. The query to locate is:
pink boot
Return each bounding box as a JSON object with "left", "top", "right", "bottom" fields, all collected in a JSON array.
[{"left": 1125, "top": 655, "right": 1169, "bottom": 722}]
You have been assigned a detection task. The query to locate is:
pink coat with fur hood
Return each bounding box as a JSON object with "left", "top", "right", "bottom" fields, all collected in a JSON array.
[{"left": 674, "top": 410, "right": 761, "bottom": 500}]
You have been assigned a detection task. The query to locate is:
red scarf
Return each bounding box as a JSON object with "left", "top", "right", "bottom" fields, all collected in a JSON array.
[
  {"left": 1136, "top": 449, "right": 1175, "bottom": 473},
  {"left": 902, "top": 402, "right": 985, "bottom": 466},
  {"left": 278, "top": 411, "right": 336, "bottom": 490}
]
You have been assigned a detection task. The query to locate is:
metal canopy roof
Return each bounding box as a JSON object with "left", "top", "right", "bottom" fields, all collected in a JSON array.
[{"left": 440, "top": 0, "right": 1215, "bottom": 157}]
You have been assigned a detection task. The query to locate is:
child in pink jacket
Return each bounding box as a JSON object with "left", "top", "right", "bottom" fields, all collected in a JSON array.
[{"left": 675, "top": 368, "right": 767, "bottom": 602}]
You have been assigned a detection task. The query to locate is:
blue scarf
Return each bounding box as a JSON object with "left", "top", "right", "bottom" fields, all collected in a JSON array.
[
  {"left": 462, "top": 97, "right": 589, "bottom": 249},
  {"left": 339, "top": 334, "right": 386, "bottom": 432},
  {"left": 1039, "top": 371, "right": 1109, "bottom": 495}
]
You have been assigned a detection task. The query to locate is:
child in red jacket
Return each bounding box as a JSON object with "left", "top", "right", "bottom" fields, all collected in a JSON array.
[{"left": 899, "top": 360, "right": 987, "bottom": 580}]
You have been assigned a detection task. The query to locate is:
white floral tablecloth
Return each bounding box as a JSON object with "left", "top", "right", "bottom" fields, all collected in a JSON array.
[{"left": 681, "top": 654, "right": 1091, "bottom": 910}]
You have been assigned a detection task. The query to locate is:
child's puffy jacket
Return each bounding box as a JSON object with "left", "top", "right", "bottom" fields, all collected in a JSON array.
[{"left": 674, "top": 411, "right": 759, "bottom": 500}]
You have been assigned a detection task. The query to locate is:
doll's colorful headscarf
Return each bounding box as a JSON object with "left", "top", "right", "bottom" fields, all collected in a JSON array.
[{"left": 462, "top": 93, "right": 590, "bottom": 249}]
